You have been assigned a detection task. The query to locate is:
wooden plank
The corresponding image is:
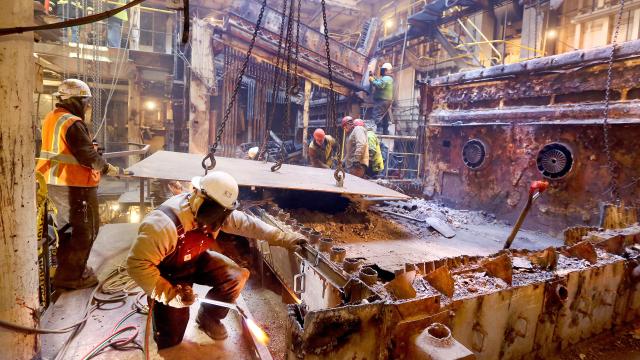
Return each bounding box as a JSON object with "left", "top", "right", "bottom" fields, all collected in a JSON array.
[{"left": 126, "top": 151, "right": 409, "bottom": 199}]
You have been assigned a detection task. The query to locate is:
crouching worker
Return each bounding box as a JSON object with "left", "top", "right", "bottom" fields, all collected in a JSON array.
[{"left": 127, "top": 171, "right": 306, "bottom": 349}]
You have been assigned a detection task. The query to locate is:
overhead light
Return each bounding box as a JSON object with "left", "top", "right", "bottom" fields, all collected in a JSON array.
[
  {"left": 546, "top": 29, "right": 558, "bottom": 40},
  {"left": 385, "top": 19, "right": 394, "bottom": 29},
  {"left": 144, "top": 100, "right": 157, "bottom": 111},
  {"left": 129, "top": 207, "right": 141, "bottom": 223}
]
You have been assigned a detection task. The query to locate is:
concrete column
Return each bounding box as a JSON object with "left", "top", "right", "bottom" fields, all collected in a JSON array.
[
  {"left": 301, "top": 81, "right": 312, "bottom": 160},
  {"left": 520, "top": 5, "right": 545, "bottom": 59},
  {"left": 0, "top": 1, "right": 40, "bottom": 359}
]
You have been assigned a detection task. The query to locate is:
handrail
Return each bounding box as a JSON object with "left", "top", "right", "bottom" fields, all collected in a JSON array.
[
  {"left": 455, "top": 18, "right": 502, "bottom": 63},
  {"left": 454, "top": 39, "right": 546, "bottom": 55}
]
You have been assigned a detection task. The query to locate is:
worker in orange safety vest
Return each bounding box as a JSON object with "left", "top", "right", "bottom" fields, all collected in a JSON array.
[{"left": 36, "top": 79, "right": 126, "bottom": 289}]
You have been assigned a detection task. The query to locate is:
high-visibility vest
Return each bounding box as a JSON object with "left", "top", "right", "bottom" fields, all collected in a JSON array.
[
  {"left": 36, "top": 108, "right": 101, "bottom": 187},
  {"left": 367, "top": 130, "right": 384, "bottom": 173}
]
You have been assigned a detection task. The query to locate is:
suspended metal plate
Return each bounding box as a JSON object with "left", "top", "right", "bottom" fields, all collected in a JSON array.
[{"left": 126, "top": 151, "right": 409, "bottom": 199}]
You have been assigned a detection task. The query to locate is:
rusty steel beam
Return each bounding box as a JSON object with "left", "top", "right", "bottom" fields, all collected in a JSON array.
[
  {"left": 428, "top": 39, "right": 640, "bottom": 86},
  {"left": 222, "top": 2, "right": 367, "bottom": 92}
]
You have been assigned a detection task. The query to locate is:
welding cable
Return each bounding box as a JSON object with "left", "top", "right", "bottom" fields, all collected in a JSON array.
[
  {"left": 81, "top": 310, "right": 142, "bottom": 359},
  {"left": 0, "top": 306, "right": 96, "bottom": 334},
  {"left": 100, "top": 267, "right": 140, "bottom": 295},
  {"left": 144, "top": 299, "right": 155, "bottom": 360},
  {"left": 80, "top": 324, "right": 140, "bottom": 360},
  {"left": 0, "top": 266, "right": 144, "bottom": 355},
  {"left": 54, "top": 265, "right": 139, "bottom": 360},
  {"left": 133, "top": 292, "right": 149, "bottom": 314}
]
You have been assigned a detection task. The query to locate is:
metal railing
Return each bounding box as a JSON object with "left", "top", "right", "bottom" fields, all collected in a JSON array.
[{"left": 384, "top": 151, "right": 421, "bottom": 179}]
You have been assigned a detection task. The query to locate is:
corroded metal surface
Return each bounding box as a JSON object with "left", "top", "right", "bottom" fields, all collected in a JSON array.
[
  {"left": 420, "top": 44, "right": 640, "bottom": 234},
  {"left": 255, "top": 204, "right": 640, "bottom": 359},
  {"left": 282, "top": 216, "right": 640, "bottom": 359}
]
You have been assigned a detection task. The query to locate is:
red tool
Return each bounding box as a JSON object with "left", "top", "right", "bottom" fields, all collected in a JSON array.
[{"left": 504, "top": 180, "right": 550, "bottom": 249}]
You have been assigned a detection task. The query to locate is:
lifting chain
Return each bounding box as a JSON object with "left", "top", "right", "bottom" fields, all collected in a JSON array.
[
  {"left": 201, "top": 0, "right": 267, "bottom": 174},
  {"left": 258, "top": 0, "right": 290, "bottom": 163},
  {"left": 602, "top": 0, "right": 625, "bottom": 203},
  {"left": 272, "top": 0, "right": 298, "bottom": 172},
  {"left": 289, "top": 0, "right": 302, "bottom": 96},
  {"left": 321, "top": 0, "right": 345, "bottom": 186}
]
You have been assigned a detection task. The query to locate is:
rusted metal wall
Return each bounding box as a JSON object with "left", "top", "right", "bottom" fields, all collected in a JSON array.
[{"left": 421, "top": 41, "right": 640, "bottom": 234}]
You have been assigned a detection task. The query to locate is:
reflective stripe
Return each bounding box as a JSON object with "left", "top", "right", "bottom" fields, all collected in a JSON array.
[
  {"left": 37, "top": 151, "right": 80, "bottom": 165},
  {"left": 51, "top": 114, "right": 77, "bottom": 154}
]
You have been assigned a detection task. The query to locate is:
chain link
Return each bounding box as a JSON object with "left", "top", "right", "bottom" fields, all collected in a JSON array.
[
  {"left": 290, "top": 0, "right": 302, "bottom": 96},
  {"left": 201, "top": 0, "right": 268, "bottom": 173},
  {"left": 602, "top": 0, "right": 626, "bottom": 202},
  {"left": 320, "top": 0, "right": 345, "bottom": 185},
  {"left": 258, "top": 0, "right": 290, "bottom": 163},
  {"left": 272, "top": 0, "right": 297, "bottom": 172}
]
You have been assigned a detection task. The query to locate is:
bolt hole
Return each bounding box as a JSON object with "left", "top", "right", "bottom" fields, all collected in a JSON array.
[
  {"left": 361, "top": 267, "right": 377, "bottom": 276},
  {"left": 556, "top": 285, "right": 569, "bottom": 302},
  {"left": 427, "top": 323, "right": 451, "bottom": 340}
]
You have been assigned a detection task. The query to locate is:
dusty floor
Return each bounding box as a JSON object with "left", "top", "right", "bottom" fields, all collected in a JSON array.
[
  {"left": 559, "top": 324, "right": 640, "bottom": 360},
  {"left": 40, "top": 223, "right": 255, "bottom": 360},
  {"left": 39, "top": 195, "right": 640, "bottom": 359},
  {"left": 289, "top": 198, "right": 561, "bottom": 271}
]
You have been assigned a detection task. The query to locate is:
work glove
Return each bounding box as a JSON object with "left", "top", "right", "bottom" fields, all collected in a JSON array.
[
  {"left": 167, "top": 284, "right": 196, "bottom": 308},
  {"left": 106, "top": 164, "right": 120, "bottom": 177},
  {"left": 271, "top": 232, "right": 307, "bottom": 251},
  {"left": 106, "top": 164, "right": 134, "bottom": 177}
]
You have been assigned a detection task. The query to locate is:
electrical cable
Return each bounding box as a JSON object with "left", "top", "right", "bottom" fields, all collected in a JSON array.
[
  {"left": 93, "top": 16, "right": 134, "bottom": 140},
  {"left": 0, "top": 0, "right": 148, "bottom": 36}
]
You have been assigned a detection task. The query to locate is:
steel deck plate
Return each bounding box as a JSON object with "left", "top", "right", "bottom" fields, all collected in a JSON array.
[{"left": 126, "top": 151, "right": 409, "bottom": 199}]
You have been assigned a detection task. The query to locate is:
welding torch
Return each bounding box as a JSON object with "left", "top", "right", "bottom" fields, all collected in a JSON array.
[
  {"left": 503, "top": 180, "right": 549, "bottom": 249},
  {"left": 195, "top": 298, "right": 248, "bottom": 318},
  {"left": 194, "top": 297, "right": 270, "bottom": 344}
]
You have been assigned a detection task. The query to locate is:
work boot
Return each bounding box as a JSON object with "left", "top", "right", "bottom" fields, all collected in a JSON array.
[
  {"left": 53, "top": 266, "right": 99, "bottom": 290},
  {"left": 197, "top": 317, "right": 228, "bottom": 340}
]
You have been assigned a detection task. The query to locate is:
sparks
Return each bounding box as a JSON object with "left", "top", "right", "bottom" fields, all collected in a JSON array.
[{"left": 244, "top": 318, "right": 270, "bottom": 345}]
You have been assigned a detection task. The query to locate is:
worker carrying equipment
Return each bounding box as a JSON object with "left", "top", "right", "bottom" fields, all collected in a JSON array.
[
  {"left": 354, "top": 120, "right": 385, "bottom": 176},
  {"left": 36, "top": 78, "right": 124, "bottom": 290},
  {"left": 342, "top": 116, "right": 369, "bottom": 178},
  {"left": 369, "top": 62, "right": 394, "bottom": 135},
  {"left": 126, "top": 171, "right": 307, "bottom": 348},
  {"left": 308, "top": 128, "right": 336, "bottom": 169}
]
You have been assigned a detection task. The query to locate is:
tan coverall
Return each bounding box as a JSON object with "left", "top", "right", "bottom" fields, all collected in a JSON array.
[
  {"left": 127, "top": 193, "right": 295, "bottom": 348},
  {"left": 345, "top": 126, "right": 369, "bottom": 178}
]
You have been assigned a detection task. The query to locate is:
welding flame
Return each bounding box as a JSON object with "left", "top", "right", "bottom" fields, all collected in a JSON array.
[
  {"left": 245, "top": 318, "right": 270, "bottom": 345},
  {"left": 292, "top": 294, "right": 302, "bottom": 305}
]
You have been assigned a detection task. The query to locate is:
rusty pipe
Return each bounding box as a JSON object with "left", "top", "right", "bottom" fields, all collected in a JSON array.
[{"left": 504, "top": 181, "right": 549, "bottom": 249}]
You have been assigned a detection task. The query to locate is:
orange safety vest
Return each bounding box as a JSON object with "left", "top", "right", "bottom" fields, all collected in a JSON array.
[{"left": 36, "top": 108, "right": 101, "bottom": 187}]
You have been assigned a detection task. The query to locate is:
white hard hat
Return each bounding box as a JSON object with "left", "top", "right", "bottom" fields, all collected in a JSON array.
[
  {"left": 247, "top": 146, "right": 260, "bottom": 160},
  {"left": 191, "top": 171, "right": 239, "bottom": 209},
  {"left": 53, "top": 79, "right": 92, "bottom": 100},
  {"left": 381, "top": 63, "right": 393, "bottom": 71}
]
